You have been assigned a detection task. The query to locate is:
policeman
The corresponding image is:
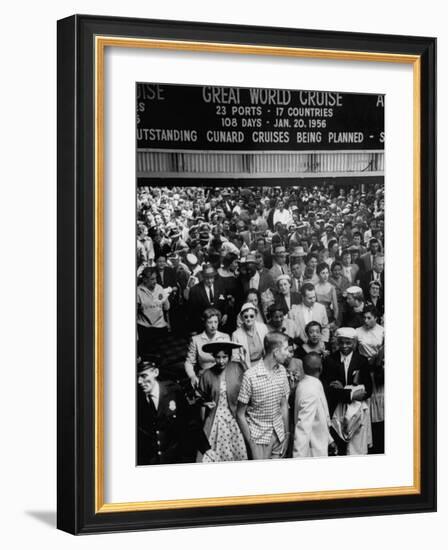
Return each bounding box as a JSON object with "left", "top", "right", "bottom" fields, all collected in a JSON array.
[{"left": 137, "top": 360, "right": 209, "bottom": 464}]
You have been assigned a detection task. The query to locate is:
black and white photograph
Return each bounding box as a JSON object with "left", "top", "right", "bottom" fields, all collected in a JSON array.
[{"left": 136, "top": 82, "right": 385, "bottom": 466}]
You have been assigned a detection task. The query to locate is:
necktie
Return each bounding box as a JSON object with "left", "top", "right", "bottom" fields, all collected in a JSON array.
[
  {"left": 344, "top": 356, "right": 350, "bottom": 384},
  {"left": 209, "top": 286, "right": 214, "bottom": 304},
  {"left": 147, "top": 393, "right": 157, "bottom": 411}
]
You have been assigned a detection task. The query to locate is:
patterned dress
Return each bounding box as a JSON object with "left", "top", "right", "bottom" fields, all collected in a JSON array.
[{"left": 207, "top": 377, "right": 248, "bottom": 462}]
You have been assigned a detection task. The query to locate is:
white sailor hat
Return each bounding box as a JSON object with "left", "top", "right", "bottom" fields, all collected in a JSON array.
[{"left": 336, "top": 327, "right": 357, "bottom": 339}]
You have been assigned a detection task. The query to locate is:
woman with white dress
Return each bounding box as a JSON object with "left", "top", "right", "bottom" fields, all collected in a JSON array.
[{"left": 232, "top": 303, "right": 268, "bottom": 370}]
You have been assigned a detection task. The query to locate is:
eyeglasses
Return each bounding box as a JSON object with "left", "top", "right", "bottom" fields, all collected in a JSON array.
[{"left": 243, "top": 314, "right": 255, "bottom": 319}]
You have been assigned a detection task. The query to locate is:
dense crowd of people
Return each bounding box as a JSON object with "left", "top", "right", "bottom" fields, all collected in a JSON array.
[{"left": 136, "top": 183, "right": 385, "bottom": 465}]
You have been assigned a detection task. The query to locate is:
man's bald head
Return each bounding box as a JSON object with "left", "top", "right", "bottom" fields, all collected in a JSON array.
[{"left": 303, "top": 352, "right": 323, "bottom": 377}]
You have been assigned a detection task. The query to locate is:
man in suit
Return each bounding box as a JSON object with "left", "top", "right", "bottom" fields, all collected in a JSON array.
[
  {"left": 155, "top": 254, "right": 178, "bottom": 289},
  {"left": 290, "top": 258, "right": 305, "bottom": 295},
  {"left": 251, "top": 237, "right": 273, "bottom": 269},
  {"left": 187, "top": 264, "right": 227, "bottom": 333},
  {"left": 239, "top": 219, "right": 259, "bottom": 248},
  {"left": 357, "top": 238, "right": 381, "bottom": 275},
  {"left": 321, "top": 327, "right": 373, "bottom": 455},
  {"left": 360, "top": 253, "right": 385, "bottom": 298},
  {"left": 340, "top": 249, "right": 360, "bottom": 285},
  {"left": 351, "top": 231, "right": 367, "bottom": 255},
  {"left": 269, "top": 244, "right": 291, "bottom": 280},
  {"left": 155, "top": 254, "right": 181, "bottom": 332},
  {"left": 293, "top": 352, "right": 337, "bottom": 458},
  {"left": 289, "top": 283, "right": 329, "bottom": 343},
  {"left": 244, "top": 252, "right": 276, "bottom": 294},
  {"left": 137, "top": 360, "right": 210, "bottom": 465}
]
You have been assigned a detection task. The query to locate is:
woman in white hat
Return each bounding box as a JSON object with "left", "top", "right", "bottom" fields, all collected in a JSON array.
[
  {"left": 232, "top": 303, "right": 268, "bottom": 370},
  {"left": 236, "top": 289, "right": 266, "bottom": 327}
]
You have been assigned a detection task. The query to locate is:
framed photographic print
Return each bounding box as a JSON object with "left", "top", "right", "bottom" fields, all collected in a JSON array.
[{"left": 57, "top": 14, "right": 436, "bottom": 534}]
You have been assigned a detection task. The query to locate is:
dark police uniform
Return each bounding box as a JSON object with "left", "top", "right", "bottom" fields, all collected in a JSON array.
[{"left": 137, "top": 380, "right": 209, "bottom": 465}]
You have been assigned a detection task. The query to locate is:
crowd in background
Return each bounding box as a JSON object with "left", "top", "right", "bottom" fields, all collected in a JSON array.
[{"left": 136, "top": 183, "right": 385, "bottom": 465}]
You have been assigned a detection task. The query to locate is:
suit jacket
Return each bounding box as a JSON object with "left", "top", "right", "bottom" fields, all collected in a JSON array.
[
  {"left": 241, "top": 268, "right": 275, "bottom": 296},
  {"left": 274, "top": 291, "right": 301, "bottom": 315},
  {"left": 290, "top": 275, "right": 303, "bottom": 295},
  {"left": 360, "top": 270, "right": 385, "bottom": 298},
  {"left": 259, "top": 268, "right": 276, "bottom": 294},
  {"left": 357, "top": 252, "right": 376, "bottom": 275},
  {"left": 198, "top": 362, "right": 245, "bottom": 438},
  {"left": 173, "top": 265, "right": 190, "bottom": 292},
  {"left": 293, "top": 375, "right": 333, "bottom": 457},
  {"left": 184, "top": 331, "right": 231, "bottom": 378},
  {"left": 231, "top": 322, "right": 269, "bottom": 370},
  {"left": 188, "top": 281, "right": 227, "bottom": 333},
  {"left": 156, "top": 266, "right": 177, "bottom": 288},
  {"left": 269, "top": 262, "right": 291, "bottom": 281},
  {"left": 157, "top": 266, "right": 180, "bottom": 307},
  {"left": 288, "top": 303, "right": 329, "bottom": 342},
  {"left": 341, "top": 263, "right": 360, "bottom": 285},
  {"left": 239, "top": 230, "right": 258, "bottom": 247},
  {"left": 321, "top": 351, "right": 372, "bottom": 416},
  {"left": 262, "top": 250, "right": 273, "bottom": 269},
  {"left": 137, "top": 380, "right": 209, "bottom": 465}
]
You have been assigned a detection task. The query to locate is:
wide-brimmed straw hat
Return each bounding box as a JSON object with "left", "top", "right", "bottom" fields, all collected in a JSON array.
[{"left": 202, "top": 342, "right": 242, "bottom": 355}]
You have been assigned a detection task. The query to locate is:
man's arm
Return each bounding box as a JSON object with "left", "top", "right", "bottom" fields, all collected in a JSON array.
[
  {"left": 321, "top": 361, "right": 353, "bottom": 406},
  {"left": 236, "top": 401, "right": 252, "bottom": 448},
  {"left": 360, "top": 356, "right": 373, "bottom": 399},
  {"left": 293, "top": 393, "right": 317, "bottom": 457},
  {"left": 320, "top": 306, "right": 330, "bottom": 342},
  {"left": 280, "top": 395, "right": 289, "bottom": 442},
  {"left": 184, "top": 337, "right": 198, "bottom": 383}
]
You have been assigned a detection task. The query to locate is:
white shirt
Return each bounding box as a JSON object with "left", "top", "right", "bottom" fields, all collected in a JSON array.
[
  {"left": 273, "top": 208, "right": 293, "bottom": 228},
  {"left": 342, "top": 265, "right": 353, "bottom": 281},
  {"left": 303, "top": 305, "right": 313, "bottom": 326},
  {"left": 205, "top": 285, "right": 214, "bottom": 303},
  {"left": 137, "top": 284, "right": 169, "bottom": 328},
  {"left": 340, "top": 351, "right": 354, "bottom": 383},
  {"left": 249, "top": 270, "right": 260, "bottom": 290},
  {"left": 291, "top": 277, "right": 301, "bottom": 294}
]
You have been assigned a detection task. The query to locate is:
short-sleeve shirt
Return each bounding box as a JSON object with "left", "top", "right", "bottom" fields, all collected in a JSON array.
[
  {"left": 137, "top": 284, "right": 168, "bottom": 328},
  {"left": 238, "top": 362, "right": 289, "bottom": 444}
]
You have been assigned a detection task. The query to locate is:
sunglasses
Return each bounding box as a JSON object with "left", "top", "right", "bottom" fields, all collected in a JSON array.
[{"left": 243, "top": 314, "right": 255, "bottom": 319}]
